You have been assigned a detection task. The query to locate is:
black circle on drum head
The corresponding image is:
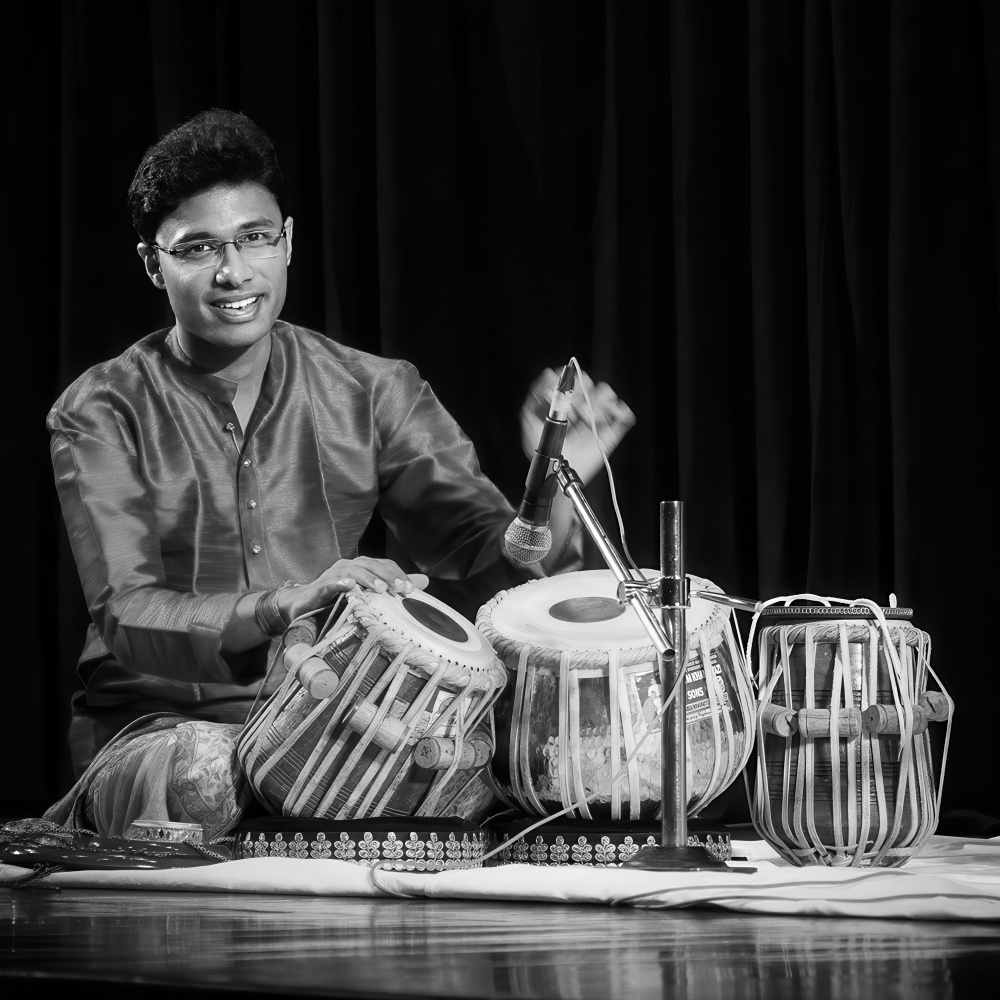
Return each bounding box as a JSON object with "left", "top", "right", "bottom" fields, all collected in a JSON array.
[
  {"left": 401, "top": 597, "right": 469, "bottom": 643},
  {"left": 548, "top": 596, "right": 627, "bottom": 623}
]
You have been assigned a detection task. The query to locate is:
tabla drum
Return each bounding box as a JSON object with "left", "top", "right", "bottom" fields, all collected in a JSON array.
[
  {"left": 476, "top": 570, "right": 755, "bottom": 820},
  {"left": 750, "top": 605, "right": 952, "bottom": 868},
  {"left": 237, "top": 588, "right": 507, "bottom": 821}
]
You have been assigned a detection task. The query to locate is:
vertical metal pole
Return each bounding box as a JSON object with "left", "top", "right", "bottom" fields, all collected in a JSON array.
[{"left": 660, "top": 500, "right": 687, "bottom": 849}]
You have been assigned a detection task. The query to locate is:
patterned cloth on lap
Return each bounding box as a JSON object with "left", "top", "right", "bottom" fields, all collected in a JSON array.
[{"left": 44, "top": 713, "right": 250, "bottom": 841}]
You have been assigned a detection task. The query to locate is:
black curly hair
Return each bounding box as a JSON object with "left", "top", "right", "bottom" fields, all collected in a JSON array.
[{"left": 127, "top": 109, "right": 287, "bottom": 242}]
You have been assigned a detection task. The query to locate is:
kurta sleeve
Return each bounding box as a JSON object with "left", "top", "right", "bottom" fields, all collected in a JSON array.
[
  {"left": 373, "top": 362, "right": 581, "bottom": 587},
  {"left": 48, "top": 387, "right": 240, "bottom": 684}
]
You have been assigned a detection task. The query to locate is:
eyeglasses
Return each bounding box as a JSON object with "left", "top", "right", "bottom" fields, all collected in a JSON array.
[{"left": 149, "top": 226, "right": 286, "bottom": 270}]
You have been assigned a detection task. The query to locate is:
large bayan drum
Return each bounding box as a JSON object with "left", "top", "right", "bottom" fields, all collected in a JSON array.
[
  {"left": 237, "top": 589, "right": 507, "bottom": 821},
  {"left": 477, "top": 570, "right": 755, "bottom": 820},
  {"left": 751, "top": 605, "right": 952, "bottom": 868}
]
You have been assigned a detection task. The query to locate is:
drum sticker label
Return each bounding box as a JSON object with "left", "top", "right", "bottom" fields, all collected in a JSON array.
[
  {"left": 633, "top": 673, "right": 663, "bottom": 732},
  {"left": 631, "top": 656, "right": 733, "bottom": 730},
  {"left": 685, "top": 655, "right": 733, "bottom": 722}
]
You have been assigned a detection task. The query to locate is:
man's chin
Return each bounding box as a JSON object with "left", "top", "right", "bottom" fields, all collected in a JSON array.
[{"left": 179, "top": 316, "right": 276, "bottom": 361}]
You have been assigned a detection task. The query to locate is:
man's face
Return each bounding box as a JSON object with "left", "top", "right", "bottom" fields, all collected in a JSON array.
[{"left": 139, "top": 182, "right": 293, "bottom": 353}]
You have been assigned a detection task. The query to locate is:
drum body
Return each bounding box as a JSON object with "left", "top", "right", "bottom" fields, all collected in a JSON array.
[
  {"left": 751, "top": 609, "right": 950, "bottom": 868},
  {"left": 477, "top": 571, "right": 754, "bottom": 821},
  {"left": 237, "top": 589, "right": 507, "bottom": 821}
]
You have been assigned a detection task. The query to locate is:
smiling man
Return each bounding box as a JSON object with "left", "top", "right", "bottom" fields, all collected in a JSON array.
[{"left": 47, "top": 109, "right": 634, "bottom": 784}]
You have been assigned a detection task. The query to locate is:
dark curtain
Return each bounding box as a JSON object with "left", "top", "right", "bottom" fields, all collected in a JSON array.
[{"left": 4, "top": 0, "right": 998, "bottom": 822}]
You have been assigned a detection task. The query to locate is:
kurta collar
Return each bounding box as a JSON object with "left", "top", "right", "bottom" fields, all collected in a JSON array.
[{"left": 162, "top": 325, "right": 283, "bottom": 407}]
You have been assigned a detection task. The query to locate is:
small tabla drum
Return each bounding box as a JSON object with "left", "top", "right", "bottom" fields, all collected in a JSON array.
[
  {"left": 237, "top": 588, "right": 507, "bottom": 821},
  {"left": 477, "top": 570, "right": 755, "bottom": 821},
  {"left": 751, "top": 605, "right": 953, "bottom": 868}
]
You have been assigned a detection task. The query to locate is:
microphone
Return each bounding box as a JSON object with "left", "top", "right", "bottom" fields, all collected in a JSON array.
[{"left": 504, "top": 363, "right": 576, "bottom": 565}]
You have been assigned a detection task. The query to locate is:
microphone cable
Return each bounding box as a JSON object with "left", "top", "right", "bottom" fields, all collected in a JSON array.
[{"left": 566, "top": 356, "right": 647, "bottom": 584}]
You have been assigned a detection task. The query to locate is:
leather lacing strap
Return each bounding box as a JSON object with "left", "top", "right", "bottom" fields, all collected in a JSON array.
[
  {"left": 312, "top": 638, "right": 416, "bottom": 817},
  {"left": 747, "top": 593, "right": 952, "bottom": 868},
  {"left": 239, "top": 589, "right": 509, "bottom": 825},
  {"left": 366, "top": 660, "right": 696, "bottom": 896},
  {"left": 382, "top": 584, "right": 751, "bottom": 897},
  {"left": 280, "top": 627, "right": 385, "bottom": 812},
  {"left": 369, "top": 619, "right": 735, "bottom": 896}
]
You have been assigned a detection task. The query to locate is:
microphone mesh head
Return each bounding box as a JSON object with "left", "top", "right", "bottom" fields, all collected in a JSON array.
[{"left": 504, "top": 518, "right": 553, "bottom": 565}]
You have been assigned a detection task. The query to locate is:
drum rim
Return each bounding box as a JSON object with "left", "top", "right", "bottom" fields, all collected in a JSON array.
[
  {"left": 757, "top": 606, "right": 913, "bottom": 620},
  {"left": 478, "top": 570, "right": 732, "bottom": 659},
  {"left": 348, "top": 587, "right": 500, "bottom": 673}
]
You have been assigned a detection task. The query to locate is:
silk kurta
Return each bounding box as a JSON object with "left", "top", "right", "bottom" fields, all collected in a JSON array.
[{"left": 48, "top": 322, "right": 529, "bottom": 714}]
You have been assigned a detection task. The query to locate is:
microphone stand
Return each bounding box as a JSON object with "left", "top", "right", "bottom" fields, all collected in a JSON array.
[
  {"left": 553, "top": 462, "right": 737, "bottom": 871},
  {"left": 552, "top": 465, "right": 673, "bottom": 658}
]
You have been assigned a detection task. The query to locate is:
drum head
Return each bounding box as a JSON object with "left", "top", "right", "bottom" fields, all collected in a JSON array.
[
  {"left": 485, "top": 570, "right": 727, "bottom": 652},
  {"left": 351, "top": 588, "right": 497, "bottom": 670}
]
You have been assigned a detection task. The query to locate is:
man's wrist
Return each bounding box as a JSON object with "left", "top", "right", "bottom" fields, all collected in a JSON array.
[{"left": 254, "top": 582, "right": 299, "bottom": 636}]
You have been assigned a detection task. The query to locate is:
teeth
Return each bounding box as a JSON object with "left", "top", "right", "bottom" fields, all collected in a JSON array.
[{"left": 216, "top": 296, "right": 259, "bottom": 310}]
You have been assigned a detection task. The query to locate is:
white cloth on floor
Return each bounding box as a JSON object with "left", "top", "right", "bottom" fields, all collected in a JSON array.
[{"left": 2, "top": 835, "right": 998, "bottom": 922}]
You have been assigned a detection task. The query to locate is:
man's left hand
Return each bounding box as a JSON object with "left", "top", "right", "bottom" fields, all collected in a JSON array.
[{"left": 520, "top": 367, "right": 636, "bottom": 484}]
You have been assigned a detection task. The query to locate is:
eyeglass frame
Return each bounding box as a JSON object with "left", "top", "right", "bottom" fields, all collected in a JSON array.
[{"left": 147, "top": 225, "right": 287, "bottom": 269}]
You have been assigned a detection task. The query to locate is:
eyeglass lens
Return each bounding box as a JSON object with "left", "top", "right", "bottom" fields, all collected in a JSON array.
[{"left": 172, "top": 231, "right": 284, "bottom": 269}]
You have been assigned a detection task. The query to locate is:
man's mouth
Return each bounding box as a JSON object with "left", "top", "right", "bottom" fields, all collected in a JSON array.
[{"left": 210, "top": 295, "right": 262, "bottom": 317}]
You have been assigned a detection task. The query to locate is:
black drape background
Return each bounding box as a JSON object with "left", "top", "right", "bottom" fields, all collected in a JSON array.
[{"left": 4, "top": 0, "right": 998, "bottom": 825}]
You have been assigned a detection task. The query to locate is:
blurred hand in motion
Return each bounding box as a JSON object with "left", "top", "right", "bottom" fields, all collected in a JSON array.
[
  {"left": 520, "top": 367, "right": 636, "bottom": 485},
  {"left": 277, "top": 557, "right": 430, "bottom": 623}
]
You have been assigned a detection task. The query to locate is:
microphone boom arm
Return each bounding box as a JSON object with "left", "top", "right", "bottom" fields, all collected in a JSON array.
[{"left": 554, "top": 461, "right": 675, "bottom": 660}]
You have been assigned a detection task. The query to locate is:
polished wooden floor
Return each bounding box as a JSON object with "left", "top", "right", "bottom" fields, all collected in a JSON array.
[{"left": 2, "top": 886, "right": 999, "bottom": 999}]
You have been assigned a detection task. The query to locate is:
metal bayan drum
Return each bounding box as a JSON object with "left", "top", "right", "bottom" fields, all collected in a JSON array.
[
  {"left": 237, "top": 589, "right": 507, "bottom": 821},
  {"left": 751, "top": 606, "right": 952, "bottom": 868},
  {"left": 477, "top": 570, "right": 755, "bottom": 820}
]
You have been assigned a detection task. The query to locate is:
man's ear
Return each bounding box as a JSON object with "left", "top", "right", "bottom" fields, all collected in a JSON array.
[
  {"left": 137, "top": 243, "right": 166, "bottom": 290},
  {"left": 283, "top": 217, "right": 294, "bottom": 266}
]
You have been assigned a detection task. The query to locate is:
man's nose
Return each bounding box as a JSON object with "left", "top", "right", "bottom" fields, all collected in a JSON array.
[{"left": 214, "top": 242, "right": 254, "bottom": 285}]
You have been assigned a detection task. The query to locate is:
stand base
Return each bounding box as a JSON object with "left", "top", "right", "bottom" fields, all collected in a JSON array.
[{"left": 621, "top": 843, "right": 752, "bottom": 873}]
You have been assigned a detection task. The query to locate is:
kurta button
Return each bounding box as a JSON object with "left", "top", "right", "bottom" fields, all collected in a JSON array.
[
  {"left": 225, "top": 422, "right": 236, "bottom": 432},
  {"left": 251, "top": 544, "right": 262, "bottom": 555},
  {"left": 243, "top": 459, "right": 252, "bottom": 467},
  {"left": 247, "top": 500, "right": 258, "bottom": 509}
]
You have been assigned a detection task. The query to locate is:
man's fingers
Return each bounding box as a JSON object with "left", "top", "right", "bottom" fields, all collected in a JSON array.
[
  {"left": 525, "top": 369, "right": 558, "bottom": 415},
  {"left": 278, "top": 578, "right": 353, "bottom": 624},
  {"left": 357, "top": 557, "right": 416, "bottom": 593},
  {"left": 571, "top": 380, "right": 618, "bottom": 416},
  {"left": 522, "top": 368, "right": 636, "bottom": 467},
  {"left": 573, "top": 368, "right": 597, "bottom": 393},
  {"left": 604, "top": 396, "right": 636, "bottom": 435},
  {"left": 567, "top": 384, "right": 635, "bottom": 438},
  {"left": 288, "top": 566, "right": 429, "bottom": 623},
  {"left": 318, "top": 558, "right": 419, "bottom": 594}
]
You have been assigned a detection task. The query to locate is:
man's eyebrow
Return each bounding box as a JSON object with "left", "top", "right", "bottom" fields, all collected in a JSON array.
[
  {"left": 168, "top": 228, "right": 216, "bottom": 243},
  {"left": 169, "top": 218, "right": 280, "bottom": 243},
  {"left": 236, "top": 217, "right": 280, "bottom": 231}
]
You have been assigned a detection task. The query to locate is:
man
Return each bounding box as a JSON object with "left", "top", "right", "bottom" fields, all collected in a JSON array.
[{"left": 48, "top": 109, "right": 634, "bottom": 791}]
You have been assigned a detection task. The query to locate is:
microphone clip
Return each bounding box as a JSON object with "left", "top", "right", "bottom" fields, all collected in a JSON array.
[{"left": 617, "top": 578, "right": 666, "bottom": 607}]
